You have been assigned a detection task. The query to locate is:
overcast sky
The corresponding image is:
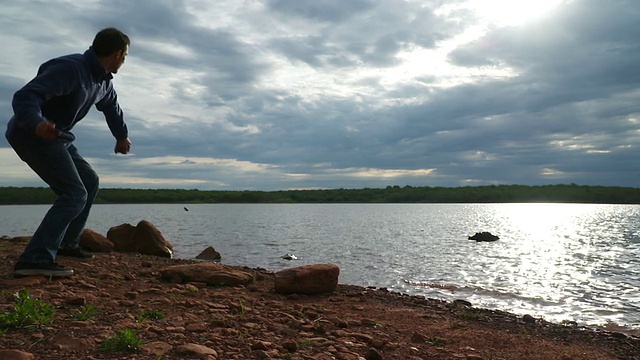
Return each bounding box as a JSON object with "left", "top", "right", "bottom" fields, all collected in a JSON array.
[{"left": 1, "top": 0, "right": 639, "bottom": 191}]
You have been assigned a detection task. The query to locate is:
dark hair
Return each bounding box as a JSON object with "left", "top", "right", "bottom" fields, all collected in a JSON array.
[{"left": 92, "top": 27, "right": 130, "bottom": 57}]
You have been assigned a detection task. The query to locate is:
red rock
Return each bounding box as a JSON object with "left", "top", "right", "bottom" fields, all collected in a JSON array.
[
  {"left": 274, "top": 264, "right": 340, "bottom": 295},
  {"left": 131, "top": 220, "right": 174, "bottom": 258},
  {"left": 65, "top": 297, "right": 86, "bottom": 306},
  {"left": 195, "top": 246, "right": 222, "bottom": 261},
  {"left": 106, "top": 223, "right": 137, "bottom": 252},
  {"left": 107, "top": 221, "right": 174, "bottom": 257},
  {"left": 80, "top": 228, "right": 114, "bottom": 252},
  {"left": 176, "top": 343, "right": 218, "bottom": 358},
  {"left": 9, "top": 236, "right": 31, "bottom": 243},
  {"left": 142, "top": 341, "right": 173, "bottom": 357},
  {"left": 160, "top": 263, "right": 254, "bottom": 286},
  {"left": 251, "top": 340, "right": 271, "bottom": 350},
  {"left": 0, "top": 277, "right": 46, "bottom": 287},
  {"left": 0, "top": 350, "right": 34, "bottom": 360},
  {"left": 185, "top": 323, "right": 208, "bottom": 332},
  {"left": 51, "top": 333, "right": 95, "bottom": 351}
]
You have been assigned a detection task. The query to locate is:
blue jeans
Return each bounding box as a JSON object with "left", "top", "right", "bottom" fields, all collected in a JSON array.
[{"left": 6, "top": 121, "right": 99, "bottom": 264}]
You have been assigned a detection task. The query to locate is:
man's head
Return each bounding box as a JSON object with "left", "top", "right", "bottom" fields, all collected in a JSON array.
[{"left": 93, "top": 27, "right": 130, "bottom": 74}]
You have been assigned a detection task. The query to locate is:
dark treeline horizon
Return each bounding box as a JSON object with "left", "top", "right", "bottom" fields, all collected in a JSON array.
[{"left": 1, "top": 184, "right": 640, "bottom": 205}]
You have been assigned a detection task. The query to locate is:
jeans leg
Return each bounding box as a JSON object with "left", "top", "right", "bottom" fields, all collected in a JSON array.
[
  {"left": 7, "top": 135, "right": 87, "bottom": 264},
  {"left": 60, "top": 144, "right": 99, "bottom": 249}
]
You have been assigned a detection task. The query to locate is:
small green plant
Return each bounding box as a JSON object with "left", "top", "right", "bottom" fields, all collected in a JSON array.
[
  {"left": 362, "top": 320, "right": 382, "bottom": 328},
  {"left": 294, "top": 305, "right": 306, "bottom": 317},
  {"left": 168, "top": 291, "right": 182, "bottom": 302},
  {"left": 0, "top": 290, "right": 55, "bottom": 331},
  {"left": 72, "top": 305, "right": 97, "bottom": 321},
  {"left": 232, "top": 298, "right": 247, "bottom": 318},
  {"left": 100, "top": 328, "right": 142, "bottom": 353},
  {"left": 137, "top": 309, "right": 166, "bottom": 322},
  {"left": 427, "top": 337, "right": 446, "bottom": 346},
  {"left": 299, "top": 339, "right": 314, "bottom": 349},
  {"left": 185, "top": 286, "right": 198, "bottom": 295}
]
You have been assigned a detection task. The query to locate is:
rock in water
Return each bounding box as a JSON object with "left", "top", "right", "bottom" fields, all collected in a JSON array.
[
  {"left": 468, "top": 232, "right": 499, "bottom": 242},
  {"left": 195, "top": 246, "right": 222, "bottom": 261}
]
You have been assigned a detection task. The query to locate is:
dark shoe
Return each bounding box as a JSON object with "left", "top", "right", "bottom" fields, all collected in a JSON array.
[
  {"left": 57, "top": 247, "right": 96, "bottom": 260},
  {"left": 14, "top": 262, "right": 74, "bottom": 277}
]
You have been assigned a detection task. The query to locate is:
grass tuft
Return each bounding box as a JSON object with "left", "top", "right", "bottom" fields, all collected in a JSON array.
[
  {"left": 72, "top": 305, "right": 97, "bottom": 321},
  {"left": 137, "top": 309, "right": 166, "bottom": 322},
  {"left": 100, "top": 328, "right": 142, "bottom": 353},
  {"left": 0, "top": 290, "right": 55, "bottom": 332}
]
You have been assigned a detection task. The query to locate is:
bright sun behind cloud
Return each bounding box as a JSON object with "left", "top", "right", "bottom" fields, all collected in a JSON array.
[{"left": 469, "top": 0, "right": 564, "bottom": 26}]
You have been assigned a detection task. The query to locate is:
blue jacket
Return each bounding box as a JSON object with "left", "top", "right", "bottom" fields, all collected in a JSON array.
[{"left": 8, "top": 47, "right": 128, "bottom": 141}]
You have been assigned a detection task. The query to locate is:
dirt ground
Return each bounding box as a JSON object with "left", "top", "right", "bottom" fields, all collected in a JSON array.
[{"left": 0, "top": 236, "right": 638, "bottom": 360}]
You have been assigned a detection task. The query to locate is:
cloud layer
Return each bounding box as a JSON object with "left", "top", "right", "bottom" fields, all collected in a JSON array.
[{"left": 1, "top": 0, "right": 639, "bottom": 190}]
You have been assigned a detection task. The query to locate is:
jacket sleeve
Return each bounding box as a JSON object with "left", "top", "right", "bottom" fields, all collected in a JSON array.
[
  {"left": 12, "top": 61, "right": 77, "bottom": 133},
  {"left": 95, "top": 84, "right": 128, "bottom": 140}
]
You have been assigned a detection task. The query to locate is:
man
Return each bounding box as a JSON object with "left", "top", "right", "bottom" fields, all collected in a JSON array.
[{"left": 5, "top": 27, "right": 132, "bottom": 277}]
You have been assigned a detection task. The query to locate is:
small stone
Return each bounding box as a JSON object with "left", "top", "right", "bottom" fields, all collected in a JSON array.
[
  {"left": 118, "top": 300, "right": 137, "bottom": 307},
  {"left": 410, "top": 331, "right": 427, "bottom": 343},
  {"left": 250, "top": 341, "right": 271, "bottom": 350},
  {"left": 0, "top": 277, "right": 46, "bottom": 287},
  {"left": 252, "top": 349, "right": 269, "bottom": 359},
  {"left": 196, "top": 246, "right": 222, "bottom": 261},
  {"left": 184, "top": 284, "right": 199, "bottom": 293},
  {"left": 65, "top": 297, "right": 86, "bottom": 306},
  {"left": 453, "top": 299, "right": 472, "bottom": 307},
  {"left": 142, "top": 341, "right": 173, "bottom": 357},
  {"left": 185, "top": 323, "right": 208, "bottom": 332},
  {"left": 466, "top": 355, "right": 483, "bottom": 360},
  {"left": 124, "top": 273, "right": 136, "bottom": 281},
  {"left": 176, "top": 343, "right": 217, "bottom": 358},
  {"left": 350, "top": 332, "right": 373, "bottom": 343},
  {"left": 188, "top": 281, "right": 208, "bottom": 289},
  {"left": 365, "top": 347, "right": 383, "bottom": 360},
  {"left": 0, "top": 350, "right": 35, "bottom": 360},
  {"left": 282, "top": 341, "right": 298, "bottom": 352}
]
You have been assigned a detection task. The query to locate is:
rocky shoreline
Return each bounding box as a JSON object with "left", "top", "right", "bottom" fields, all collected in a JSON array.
[{"left": 1, "top": 233, "right": 639, "bottom": 360}]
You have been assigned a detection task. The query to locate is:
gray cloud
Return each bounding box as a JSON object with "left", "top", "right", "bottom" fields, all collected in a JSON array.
[{"left": 1, "top": 0, "right": 639, "bottom": 190}]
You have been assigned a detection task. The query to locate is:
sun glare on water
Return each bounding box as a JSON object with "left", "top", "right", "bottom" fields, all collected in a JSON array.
[{"left": 469, "top": 0, "right": 564, "bottom": 26}]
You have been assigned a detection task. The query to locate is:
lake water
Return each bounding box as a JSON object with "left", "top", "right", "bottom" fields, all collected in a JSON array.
[{"left": 1, "top": 203, "right": 639, "bottom": 333}]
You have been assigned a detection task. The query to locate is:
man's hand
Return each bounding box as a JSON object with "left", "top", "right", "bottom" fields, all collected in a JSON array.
[
  {"left": 114, "top": 138, "right": 132, "bottom": 154},
  {"left": 35, "top": 119, "right": 60, "bottom": 140}
]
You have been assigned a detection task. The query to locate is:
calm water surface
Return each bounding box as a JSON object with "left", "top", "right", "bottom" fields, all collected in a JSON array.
[{"left": 2, "top": 203, "right": 639, "bottom": 332}]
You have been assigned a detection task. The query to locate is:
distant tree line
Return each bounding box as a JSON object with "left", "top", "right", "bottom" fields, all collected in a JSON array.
[{"left": 1, "top": 184, "right": 640, "bottom": 205}]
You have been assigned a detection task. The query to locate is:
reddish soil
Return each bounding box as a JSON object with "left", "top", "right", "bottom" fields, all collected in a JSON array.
[{"left": 0, "top": 236, "right": 638, "bottom": 360}]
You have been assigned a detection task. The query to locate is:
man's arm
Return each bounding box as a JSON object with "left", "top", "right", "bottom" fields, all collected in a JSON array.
[
  {"left": 96, "top": 85, "right": 128, "bottom": 140},
  {"left": 96, "top": 84, "right": 130, "bottom": 154}
]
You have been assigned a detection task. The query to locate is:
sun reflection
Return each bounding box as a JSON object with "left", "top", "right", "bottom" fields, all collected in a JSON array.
[{"left": 486, "top": 204, "right": 603, "bottom": 312}]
